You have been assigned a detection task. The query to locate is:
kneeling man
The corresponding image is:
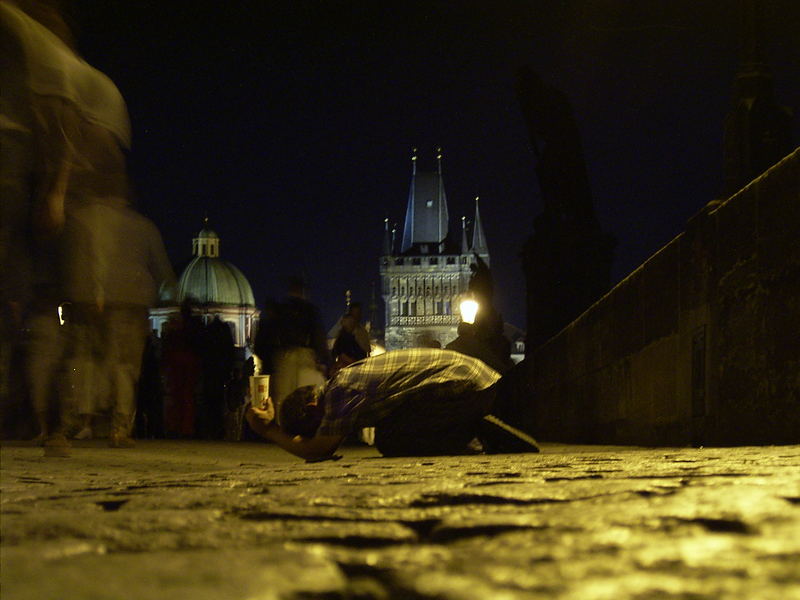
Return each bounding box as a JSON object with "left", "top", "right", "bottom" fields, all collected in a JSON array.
[{"left": 246, "top": 348, "right": 538, "bottom": 461}]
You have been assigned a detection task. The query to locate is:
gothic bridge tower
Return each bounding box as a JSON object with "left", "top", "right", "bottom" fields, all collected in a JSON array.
[{"left": 380, "top": 148, "right": 489, "bottom": 350}]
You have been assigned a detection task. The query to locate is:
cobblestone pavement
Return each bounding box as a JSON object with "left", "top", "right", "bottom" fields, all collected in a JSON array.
[{"left": 2, "top": 440, "right": 799, "bottom": 600}]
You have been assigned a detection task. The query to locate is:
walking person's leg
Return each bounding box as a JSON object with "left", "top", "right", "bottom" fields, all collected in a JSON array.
[{"left": 107, "top": 308, "right": 148, "bottom": 447}]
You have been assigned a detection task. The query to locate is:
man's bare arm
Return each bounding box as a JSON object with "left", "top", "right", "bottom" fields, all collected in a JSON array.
[{"left": 246, "top": 407, "right": 343, "bottom": 461}]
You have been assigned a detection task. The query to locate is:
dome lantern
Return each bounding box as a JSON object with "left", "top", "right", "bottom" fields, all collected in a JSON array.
[{"left": 192, "top": 216, "right": 220, "bottom": 258}]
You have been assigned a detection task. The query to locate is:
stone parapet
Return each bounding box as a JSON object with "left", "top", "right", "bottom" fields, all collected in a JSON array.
[{"left": 530, "top": 148, "right": 799, "bottom": 446}]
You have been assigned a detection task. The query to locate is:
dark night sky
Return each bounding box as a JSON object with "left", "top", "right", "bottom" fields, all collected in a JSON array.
[{"left": 70, "top": 0, "right": 799, "bottom": 332}]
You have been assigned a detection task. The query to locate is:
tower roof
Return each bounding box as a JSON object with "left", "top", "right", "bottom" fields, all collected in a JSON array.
[
  {"left": 400, "top": 148, "right": 449, "bottom": 253},
  {"left": 382, "top": 218, "right": 392, "bottom": 255},
  {"left": 196, "top": 227, "right": 218, "bottom": 240},
  {"left": 471, "top": 196, "right": 489, "bottom": 256}
]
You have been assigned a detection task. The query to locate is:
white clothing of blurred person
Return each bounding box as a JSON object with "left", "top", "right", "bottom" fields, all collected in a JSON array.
[{"left": 64, "top": 200, "right": 175, "bottom": 447}]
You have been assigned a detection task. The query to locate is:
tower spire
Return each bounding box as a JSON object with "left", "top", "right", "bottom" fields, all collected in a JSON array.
[
  {"left": 401, "top": 146, "right": 450, "bottom": 253},
  {"left": 401, "top": 149, "right": 418, "bottom": 253},
  {"left": 471, "top": 196, "right": 489, "bottom": 258},
  {"left": 382, "top": 217, "right": 392, "bottom": 255},
  {"left": 436, "top": 146, "right": 444, "bottom": 251}
]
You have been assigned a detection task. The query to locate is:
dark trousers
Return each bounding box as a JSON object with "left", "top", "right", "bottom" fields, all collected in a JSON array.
[
  {"left": 374, "top": 382, "right": 493, "bottom": 457},
  {"left": 373, "top": 367, "right": 537, "bottom": 457}
]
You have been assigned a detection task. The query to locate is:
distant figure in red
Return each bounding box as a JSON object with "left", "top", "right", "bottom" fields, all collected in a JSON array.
[{"left": 162, "top": 300, "right": 203, "bottom": 437}]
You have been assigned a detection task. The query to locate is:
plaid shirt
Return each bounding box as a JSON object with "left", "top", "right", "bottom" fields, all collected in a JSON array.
[{"left": 316, "top": 348, "right": 500, "bottom": 436}]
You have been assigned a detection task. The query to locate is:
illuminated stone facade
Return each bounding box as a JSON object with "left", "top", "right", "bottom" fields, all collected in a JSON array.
[
  {"left": 149, "top": 222, "right": 259, "bottom": 348},
  {"left": 381, "top": 150, "right": 489, "bottom": 350}
]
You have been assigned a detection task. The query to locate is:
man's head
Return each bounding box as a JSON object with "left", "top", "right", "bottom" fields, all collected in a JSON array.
[{"left": 279, "top": 385, "right": 324, "bottom": 438}]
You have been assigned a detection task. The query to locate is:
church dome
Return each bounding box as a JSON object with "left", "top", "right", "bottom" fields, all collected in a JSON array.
[
  {"left": 177, "top": 221, "right": 255, "bottom": 307},
  {"left": 178, "top": 257, "right": 255, "bottom": 306}
]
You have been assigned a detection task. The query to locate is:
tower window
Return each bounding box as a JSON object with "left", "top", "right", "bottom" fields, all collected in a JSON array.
[
  {"left": 410, "top": 301, "right": 416, "bottom": 316},
  {"left": 401, "top": 301, "right": 409, "bottom": 316},
  {"left": 412, "top": 258, "right": 421, "bottom": 265},
  {"left": 429, "top": 258, "right": 438, "bottom": 265}
]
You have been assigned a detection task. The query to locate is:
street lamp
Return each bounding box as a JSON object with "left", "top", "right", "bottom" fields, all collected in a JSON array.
[{"left": 459, "top": 296, "right": 479, "bottom": 325}]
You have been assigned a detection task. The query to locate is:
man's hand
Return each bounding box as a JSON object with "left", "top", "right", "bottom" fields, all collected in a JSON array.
[{"left": 246, "top": 397, "right": 275, "bottom": 432}]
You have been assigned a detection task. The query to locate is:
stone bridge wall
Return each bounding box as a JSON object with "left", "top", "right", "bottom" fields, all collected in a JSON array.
[{"left": 530, "top": 149, "right": 799, "bottom": 446}]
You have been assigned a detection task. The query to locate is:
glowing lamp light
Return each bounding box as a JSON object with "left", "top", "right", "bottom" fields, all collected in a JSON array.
[{"left": 460, "top": 298, "right": 479, "bottom": 324}]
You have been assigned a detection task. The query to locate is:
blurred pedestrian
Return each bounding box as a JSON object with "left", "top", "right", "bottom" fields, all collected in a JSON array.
[
  {"left": 1, "top": 1, "right": 73, "bottom": 447},
  {"left": 63, "top": 197, "right": 176, "bottom": 448},
  {"left": 331, "top": 313, "right": 366, "bottom": 374},
  {"left": 254, "top": 277, "right": 331, "bottom": 425},
  {"left": 2, "top": 1, "right": 178, "bottom": 455}
]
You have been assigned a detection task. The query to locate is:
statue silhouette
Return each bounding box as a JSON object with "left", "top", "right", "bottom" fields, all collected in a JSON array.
[{"left": 516, "top": 66, "right": 616, "bottom": 347}]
